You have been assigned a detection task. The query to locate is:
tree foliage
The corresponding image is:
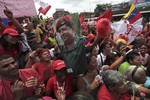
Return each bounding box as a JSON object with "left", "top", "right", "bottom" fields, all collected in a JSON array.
[{"left": 94, "top": 3, "right": 112, "bottom": 17}]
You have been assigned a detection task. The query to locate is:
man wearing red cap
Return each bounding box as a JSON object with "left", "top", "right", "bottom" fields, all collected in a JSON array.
[
  {"left": 55, "top": 15, "right": 100, "bottom": 77},
  {"left": 46, "top": 60, "right": 73, "bottom": 99}
]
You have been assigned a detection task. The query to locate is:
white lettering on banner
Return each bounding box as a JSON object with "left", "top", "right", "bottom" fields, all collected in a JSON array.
[
  {"left": 111, "top": 18, "right": 143, "bottom": 44},
  {"left": 0, "top": 0, "right": 37, "bottom": 18}
]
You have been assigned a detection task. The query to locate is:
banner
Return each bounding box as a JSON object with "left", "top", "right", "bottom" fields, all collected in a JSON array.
[
  {"left": 0, "top": 0, "right": 37, "bottom": 18},
  {"left": 111, "top": 18, "right": 143, "bottom": 44}
]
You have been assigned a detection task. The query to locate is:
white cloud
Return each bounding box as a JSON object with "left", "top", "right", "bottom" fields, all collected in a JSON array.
[{"left": 34, "top": 0, "right": 130, "bottom": 17}]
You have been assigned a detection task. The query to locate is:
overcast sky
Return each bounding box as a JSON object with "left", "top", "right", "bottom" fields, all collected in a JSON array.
[{"left": 34, "top": 0, "right": 130, "bottom": 17}]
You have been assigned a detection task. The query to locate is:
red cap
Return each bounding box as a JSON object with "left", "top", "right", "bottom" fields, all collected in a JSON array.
[
  {"left": 56, "top": 15, "right": 72, "bottom": 31},
  {"left": 2, "top": 28, "right": 19, "bottom": 36},
  {"left": 43, "top": 37, "right": 50, "bottom": 43},
  {"left": 52, "top": 60, "right": 66, "bottom": 70}
]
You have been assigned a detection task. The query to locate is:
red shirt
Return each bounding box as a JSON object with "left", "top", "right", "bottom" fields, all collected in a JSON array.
[
  {"left": 0, "top": 68, "right": 43, "bottom": 100},
  {"left": 46, "top": 74, "right": 73, "bottom": 98},
  {"left": 0, "top": 44, "right": 22, "bottom": 59},
  {"left": 97, "top": 84, "right": 131, "bottom": 100},
  {"left": 33, "top": 61, "right": 54, "bottom": 84}
]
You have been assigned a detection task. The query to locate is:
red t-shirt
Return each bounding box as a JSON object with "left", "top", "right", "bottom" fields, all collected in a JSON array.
[
  {"left": 33, "top": 61, "right": 54, "bottom": 84},
  {"left": 97, "top": 84, "right": 131, "bottom": 100},
  {"left": 0, "top": 68, "right": 43, "bottom": 100},
  {"left": 46, "top": 74, "right": 73, "bottom": 98}
]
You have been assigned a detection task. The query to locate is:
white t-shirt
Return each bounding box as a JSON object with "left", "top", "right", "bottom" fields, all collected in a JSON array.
[{"left": 97, "top": 53, "right": 106, "bottom": 70}]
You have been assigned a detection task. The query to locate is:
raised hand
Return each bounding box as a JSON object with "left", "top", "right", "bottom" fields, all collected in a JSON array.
[
  {"left": 90, "top": 75, "right": 101, "bottom": 90},
  {"left": 3, "top": 6, "right": 13, "bottom": 19},
  {"left": 29, "top": 51, "right": 37, "bottom": 59}
]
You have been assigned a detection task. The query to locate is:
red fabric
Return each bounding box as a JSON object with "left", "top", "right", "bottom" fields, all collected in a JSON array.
[
  {"left": 33, "top": 61, "right": 54, "bottom": 84},
  {"left": 0, "top": 68, "right": 43, "bottom": 100},
  {"left": 0, "top": 26, "right": 16, "bottom": 35},
  {"left": 38, "top": 5, "right": 51, "bottom": 15},
  {"left": 129, "top": 11, "right": 142, "bottom": 24},
  {"left": 46, "top": 74, "right": 73, "bottom": 98},
  {"left": 95, "top": 9, "right": 112, "bottom": 22},
  {"left": 79, "top": 15, "right": 85, "bottom": 24},
  {"left": 0, "top": 44, "right": 22, "bottom": 59},
  {"left": 96, "top": 18, "right": 110, "bottom": 38},
  {"left": 52, "top": 60, "right": 66, "bottom": 71},
  {"left": 97, "top": 84, "right": 131, "bottom": 100},
  {"left": 133, "top": 0, "right": 137, "bottom": 5},
  {"left": 3, "top": 28, "right": 19, "bottom": 36}
]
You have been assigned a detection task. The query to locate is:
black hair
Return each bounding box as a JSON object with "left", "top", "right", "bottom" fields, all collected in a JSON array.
[
  {"left": 24, "top": 95, "right": 40, "bottom": 100},
  {"left": 0, "top": 55, "right": 11, "bottom": 61},
  {"left": 0, "top": 34, "right": 20, "bottom": 52},
  {"left": 104, "top": 52, "right": 120, "bottom": 65},
  {"left": 68, "top": 91, "right": 94, "bottom": 100},
  {"left": 99, "top": 42, "right": 109, "bottom": 53},
  {"left": 30, "top": 42, "right": 43, "bottom": 51},
  {"left": 86, "top": 52, "right": 92, "bottom": 65},
  {"left": 56, "top": 21, "right": 74, "bottom": 32},
  {"left": 139, "top": 43, "right": 148, "bottom": 48},
  {"left": 126, "top": 51, "right": 140, "bottom": 62}
]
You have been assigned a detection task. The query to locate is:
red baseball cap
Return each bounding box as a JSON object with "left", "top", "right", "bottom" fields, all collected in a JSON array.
[
  {"left": 52, "top": 60, "right": 66, "bottom": 70},
  {"left": 2, "top": 28, "right": 19, "bottom": 36}
]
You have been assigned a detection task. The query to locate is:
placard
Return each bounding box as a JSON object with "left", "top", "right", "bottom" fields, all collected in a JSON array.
[{"left": 0, "top": 0, "right": 37, "bottom": 18}]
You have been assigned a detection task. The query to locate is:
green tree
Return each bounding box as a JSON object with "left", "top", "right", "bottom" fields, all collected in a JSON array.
[{"left": 94, "top": 3, "right": 112, "bottom": 17}]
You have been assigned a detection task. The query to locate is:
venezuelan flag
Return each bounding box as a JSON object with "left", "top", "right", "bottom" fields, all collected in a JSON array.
[{"left": 123, "top": 3, "right": 142, "bottom": 24}]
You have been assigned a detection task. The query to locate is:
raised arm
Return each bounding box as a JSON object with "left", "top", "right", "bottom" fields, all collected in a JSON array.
[{"left": 3, "top": 6, "right": 24, "bottom": 33}]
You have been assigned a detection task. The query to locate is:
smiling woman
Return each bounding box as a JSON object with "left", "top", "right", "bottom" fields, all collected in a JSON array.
[{"left": 0, "top": 28, "right": 22, "bottom": 59}]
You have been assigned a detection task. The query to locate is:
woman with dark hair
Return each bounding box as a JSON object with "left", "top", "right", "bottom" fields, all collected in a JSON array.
[
  {"left": 76, "top": 52, "right": 101, "bottom": 99},
  {"left": 0, "top": 8, "right": 29, "bottom": 68},
  {"left": 101, "top": 46, "right": 127, "bottom": 71},
  {"left": 119, "top": 51, "right": 144, "bottom": 74},
  {"left": 97, "top": 42, "right": 111, "bottom": 70},
  {"left": 139, "top": 43, "right": 150, "bottom": 66},
  {"left": 0, "top": 28, "right": 22, "bottom": 59}
]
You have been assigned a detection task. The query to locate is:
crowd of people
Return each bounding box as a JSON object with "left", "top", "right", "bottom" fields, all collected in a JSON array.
[{"left": 0, "top": 7, "right": 150, "bottom": 100}]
